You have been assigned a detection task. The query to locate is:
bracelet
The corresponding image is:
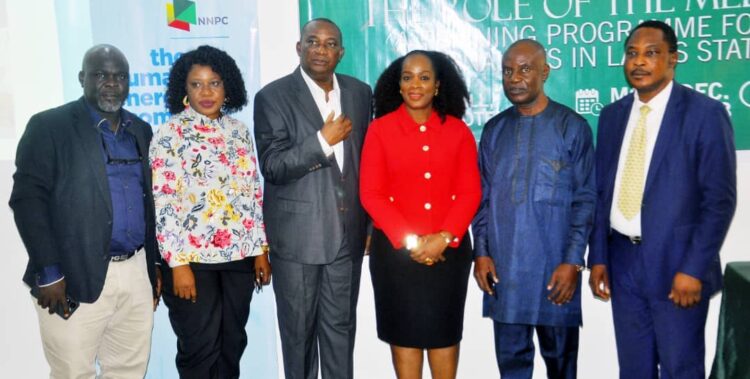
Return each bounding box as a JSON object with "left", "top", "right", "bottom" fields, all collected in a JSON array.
[{"left": 405, "top": 234, "right": 419, "bottom": 250}]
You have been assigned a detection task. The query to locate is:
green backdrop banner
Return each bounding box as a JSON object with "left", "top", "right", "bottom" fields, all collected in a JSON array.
[{"left": 300, "top": 0, "right": 750, "bottom": 149}]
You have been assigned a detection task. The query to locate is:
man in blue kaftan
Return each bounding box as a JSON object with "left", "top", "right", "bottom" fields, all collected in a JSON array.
[{"left": 472, "top": 39, "right": 596, "bottom": 379}]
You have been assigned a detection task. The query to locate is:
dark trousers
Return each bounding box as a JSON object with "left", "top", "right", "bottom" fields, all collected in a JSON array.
[
  {"left": 609, "top": 233, "right": 709, "bottom": 379},
  {"left": 271, "top": 243, "right": 362, "bottom": 379},
  {"left": 162, "top": 260, "right": 255, "bottom": 379},
  {"left": 493, "top": 322, "right": 579, "bottom": 379}
]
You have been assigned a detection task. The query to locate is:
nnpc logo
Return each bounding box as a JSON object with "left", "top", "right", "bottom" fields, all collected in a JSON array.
[
  {"left": 166, "top": 0, "right": 230, "bottom": 32},
  {"left": 166, "top": 0, "right": 196, "bottom": 31}
]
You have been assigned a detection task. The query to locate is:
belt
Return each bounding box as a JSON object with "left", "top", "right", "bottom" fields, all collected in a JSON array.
[
  {"left": 110, "top": 246, "right": 143, "bottom": 262},
  {"left": 611, "top": 230, "right": 641, "bottom": 245}
]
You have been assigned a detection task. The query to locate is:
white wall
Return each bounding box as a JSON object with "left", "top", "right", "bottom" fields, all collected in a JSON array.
[
  {"left": 2, "top": 0, "right": 747, "bottom": 378},
  {"left": 1, "top": 1, "right": 65, "bottom": 377}
]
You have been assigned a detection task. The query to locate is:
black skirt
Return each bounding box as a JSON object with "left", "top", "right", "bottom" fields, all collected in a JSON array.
[{"left": 369, "top": 228, "right": 472, "bottom": 349}]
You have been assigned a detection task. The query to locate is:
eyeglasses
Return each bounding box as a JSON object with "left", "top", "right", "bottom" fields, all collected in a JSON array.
[{"left": 100, "top": 133, "right": 142, "bottom": 165}]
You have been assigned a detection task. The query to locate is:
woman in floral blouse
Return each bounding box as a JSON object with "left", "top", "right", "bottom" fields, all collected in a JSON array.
[{"left": 149, "top": 45, "right": 270, "bottom": 378}]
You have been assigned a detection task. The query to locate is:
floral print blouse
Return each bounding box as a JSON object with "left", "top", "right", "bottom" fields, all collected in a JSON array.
[{"left": 150, "top": 107, "right": 267, "bottom": 267}]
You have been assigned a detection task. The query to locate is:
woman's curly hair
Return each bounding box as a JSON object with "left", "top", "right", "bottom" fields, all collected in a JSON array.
[
  {"left": 165, "top": 45, "right": 247, "bottom": 115},
  {"left": 374, "top": 50, "right": 469, "bottom": 121}
]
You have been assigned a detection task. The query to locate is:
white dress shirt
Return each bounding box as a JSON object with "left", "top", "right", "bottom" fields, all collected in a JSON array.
[
  {"left": 610, "top": 81, "right": 674, "bottom": 237},
  {"left": 300, "top": 68, "right": 345, "bottom": 171}
]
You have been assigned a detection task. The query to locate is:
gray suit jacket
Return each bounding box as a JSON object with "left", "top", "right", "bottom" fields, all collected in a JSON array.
[{"left": 254, "top": 67, "right": 372, "bottom": 264}]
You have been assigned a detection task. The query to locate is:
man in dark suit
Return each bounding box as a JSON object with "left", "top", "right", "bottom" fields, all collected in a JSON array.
[
  {"left": 254, "top": 18, "right": 372, "bottom": 379},
  {"left": 588, "top": 20, "right": 736, "bottom": 379},
  {"left": 10, "top": 45, "right": 160, "bottom": 378}
]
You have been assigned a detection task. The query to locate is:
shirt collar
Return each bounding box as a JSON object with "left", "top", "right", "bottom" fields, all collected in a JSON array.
[
  {"left": 511, "top": 99, "right": 554, "bottom": 119},
  {"left": 182, "top": 105, "right": 225, "bottom": 127},
  {"left": 635, "top": 80, "right": 673, "bottom": 112},
  {"left": 299, "top": 66, "right": 340, "bottom": 98},
  {"left": 397, "top": 103, "right": 442, "bottom": 135},
  {"left": 85, "top": 101, "right": 131, "bottom": 132}
]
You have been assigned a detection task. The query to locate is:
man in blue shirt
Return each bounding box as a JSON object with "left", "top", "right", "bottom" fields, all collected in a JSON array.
[
  {"left": 10, "top": 44, "right": 161, "bottom": 378},
  {"left": 472, "top": 39, "right": 596, "bottom": 379}
]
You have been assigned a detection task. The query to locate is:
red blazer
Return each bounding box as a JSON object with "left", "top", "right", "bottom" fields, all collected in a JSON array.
[{"left": 360, "top": 105, "right": 481, "bottom": 249}]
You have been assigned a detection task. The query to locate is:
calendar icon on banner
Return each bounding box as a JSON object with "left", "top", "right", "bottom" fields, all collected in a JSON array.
[{"left": 575, "top": 89, "right": 603, "bottom": 116}]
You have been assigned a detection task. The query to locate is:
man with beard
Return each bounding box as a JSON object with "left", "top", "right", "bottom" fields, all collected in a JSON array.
[
  {"left": 588, "top": 20, "right": 736, "bottom": 378},
  {"left": 473, "top": 39, "right": 596, "bottom": 378},
  {"left": 10, "top": 44, "right": 160, "bottom": 378}
]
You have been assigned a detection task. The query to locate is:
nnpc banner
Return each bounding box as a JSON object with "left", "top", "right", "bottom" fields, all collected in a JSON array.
[
  {"left": 54, "top": 1, "right": 278, "bottom": 378},
  {"left": 300, "top": 0, "right": 750, "bottom": 149}
]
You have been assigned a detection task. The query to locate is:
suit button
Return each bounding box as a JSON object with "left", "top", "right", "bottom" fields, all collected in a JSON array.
[
  {"left": 419, "top": 125, "right": 427, "bottom": 132},
  {"left": 422, "top": 145, "right": 429, "bottom": 152},
  {"left": 424, "top": 203, "right": 431, "bottom": 210},
  {"left": 424, "top": 172, "right": 431, "bottom": 179},
  {"left": 389, "top": 196, "right": 394, "bottom": 202}
]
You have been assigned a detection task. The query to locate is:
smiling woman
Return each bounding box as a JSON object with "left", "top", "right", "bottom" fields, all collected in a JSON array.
[
  {"left": 149, "top": 45, "right": 271, "bottom": 378},
  {"left": 360, "top": 50, "right": 481, "bottom": 379}
]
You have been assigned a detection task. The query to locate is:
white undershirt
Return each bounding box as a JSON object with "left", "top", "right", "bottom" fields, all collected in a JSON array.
[
  {"left": 300, "top": 68, "right": 345, "bottom": 171},
  {"left": 610, "top": 81, "right": 673, "bottom": 237}
]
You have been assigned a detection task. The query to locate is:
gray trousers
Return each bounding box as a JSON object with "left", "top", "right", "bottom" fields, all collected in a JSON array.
[{"left": 272, "top": 245, "right": 362, "bottom": 379}]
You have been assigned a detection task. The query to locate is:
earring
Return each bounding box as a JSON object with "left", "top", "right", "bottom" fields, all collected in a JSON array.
[
  {"left": 183, "top": 95, "right": 189, "bottom": 107},
  {"left": 434, "top": 88, "right": 439, "bottom": 96}
]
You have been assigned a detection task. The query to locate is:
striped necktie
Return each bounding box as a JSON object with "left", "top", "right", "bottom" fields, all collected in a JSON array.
[{"left": 618, "top": 104, "right": 651, "bottom": 220}]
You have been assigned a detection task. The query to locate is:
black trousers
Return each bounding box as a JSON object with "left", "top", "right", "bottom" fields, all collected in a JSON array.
[{"left": 162, "top": 259, "right": 255, "bottom": 379}]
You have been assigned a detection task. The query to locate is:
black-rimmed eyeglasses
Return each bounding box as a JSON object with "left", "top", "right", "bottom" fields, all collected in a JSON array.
[{"left": 100, "top": 133, "right": 143, "bottom": 165}]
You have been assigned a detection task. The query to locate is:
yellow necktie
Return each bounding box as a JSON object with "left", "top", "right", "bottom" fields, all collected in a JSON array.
[{"left": 618, "top": 105, "right": 651, "bottom": 220}]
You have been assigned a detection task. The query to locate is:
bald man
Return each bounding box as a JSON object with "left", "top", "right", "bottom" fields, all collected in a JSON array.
[
  {"left": 10, "top": 45, "right": 160, "bottom": 378},
  {"left": 472, "top": 39, "right": 596, "bottom": 378}
]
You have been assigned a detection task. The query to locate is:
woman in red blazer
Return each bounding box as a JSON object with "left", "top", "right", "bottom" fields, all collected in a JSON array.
[{"left": 360, "top": 50, "right": 481, "bottom": 379}]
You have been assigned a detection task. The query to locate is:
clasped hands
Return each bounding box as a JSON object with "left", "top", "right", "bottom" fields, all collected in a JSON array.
[{"left": 405, "top": 232, "right": 452, "bottom": 266}]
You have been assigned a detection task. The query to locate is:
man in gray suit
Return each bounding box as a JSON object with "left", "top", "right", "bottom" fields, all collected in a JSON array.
[{"left": 253, "top": 18, "right": 372, "bottom": 379}]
